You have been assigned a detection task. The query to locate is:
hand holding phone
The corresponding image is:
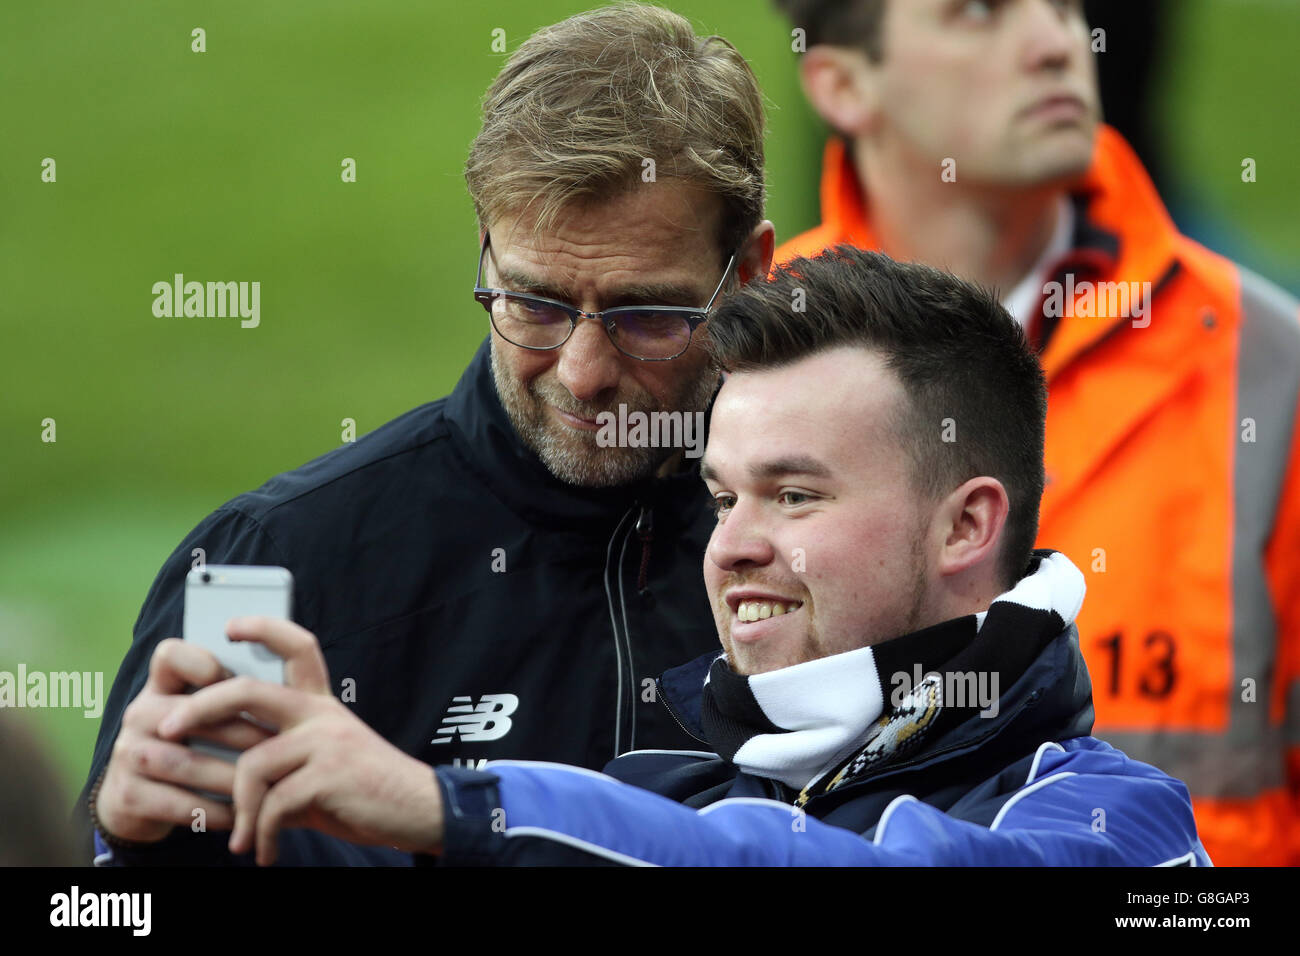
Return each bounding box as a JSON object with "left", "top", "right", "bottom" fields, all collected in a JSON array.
[{"left": 182, "top": 565, "right": 293, "bottom": 797}]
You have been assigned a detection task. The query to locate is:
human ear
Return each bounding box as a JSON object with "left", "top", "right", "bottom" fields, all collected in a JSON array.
[
  {"left": 736, "top": 220, "right": 776, "bottom": 284},
  {"left": 934, "top": 477, "right": 1010, "bottom": 579},
  {"left": 798, "top": 45, "right": 880, "bottom": 138}
]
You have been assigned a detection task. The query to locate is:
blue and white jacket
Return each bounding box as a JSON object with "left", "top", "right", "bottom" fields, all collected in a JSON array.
[{"left": 426, "top": 552, "right": 1212, "bottom": 866}]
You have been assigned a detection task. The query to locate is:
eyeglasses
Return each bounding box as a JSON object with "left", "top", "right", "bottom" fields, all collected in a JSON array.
[{"left": 473, "top": 232, "right": 736, "bottom": 361}]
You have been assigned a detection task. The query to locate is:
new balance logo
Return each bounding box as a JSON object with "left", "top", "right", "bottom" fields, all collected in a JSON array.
[{"left": 431, "top": 693, "right": 519, "bottom": 744}]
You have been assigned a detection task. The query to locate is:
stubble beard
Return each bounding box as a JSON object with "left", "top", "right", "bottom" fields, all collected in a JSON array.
[
  {"left": 490, "top": 341, "right": 719, "bottom": 488},
  {"left": 720, "top": 523, "right": 931, "bottom": 677}
]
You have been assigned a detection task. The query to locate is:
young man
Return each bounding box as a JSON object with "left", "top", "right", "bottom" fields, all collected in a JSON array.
[
  {"left": 147, "top": 248, "right": 1209, "bottom": 867},
  {"left": 773, "top": 0, "right": 1300, "bottom": 866},
  {"left": 80, "top": 4, "right": 774, "bottom": 865}
]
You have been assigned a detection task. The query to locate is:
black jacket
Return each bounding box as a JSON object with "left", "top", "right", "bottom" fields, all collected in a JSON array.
[{"left": 78, "top": 339, "right": 721, "bottom": 863}]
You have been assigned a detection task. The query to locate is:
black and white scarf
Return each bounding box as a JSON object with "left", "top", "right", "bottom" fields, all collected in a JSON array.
[{"left": 699, "top": 550, "right": 1085, "bottom": 797}]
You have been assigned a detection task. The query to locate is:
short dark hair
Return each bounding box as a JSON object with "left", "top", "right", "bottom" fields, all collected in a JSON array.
[
  {"left": 773, "top": 0, "right": 887, "bottom": 60},
  {"left": 704, "top": 246, "right": 1047, "bottom": 588}
]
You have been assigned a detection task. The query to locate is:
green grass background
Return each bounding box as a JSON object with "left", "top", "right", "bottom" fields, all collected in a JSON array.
[{"left": 2, "top": 0, "right": 1297, "bottom": 813}]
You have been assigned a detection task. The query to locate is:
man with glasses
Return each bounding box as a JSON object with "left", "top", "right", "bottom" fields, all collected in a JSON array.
[
  {"left": 79, "top": 4, "right": 774, "bottom": 865},
  {"left": 474, "top": 232, "right": 736, "bottom": 366}
]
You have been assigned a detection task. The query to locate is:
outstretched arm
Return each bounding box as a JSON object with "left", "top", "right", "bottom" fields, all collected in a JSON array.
[{"left": 430, "top": 746, "right": 1209, "bottom": 867}]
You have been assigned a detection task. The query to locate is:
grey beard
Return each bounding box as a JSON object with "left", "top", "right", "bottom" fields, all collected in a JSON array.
[{"left": 489, "top": 342, "right": 717, "bottom": 488}]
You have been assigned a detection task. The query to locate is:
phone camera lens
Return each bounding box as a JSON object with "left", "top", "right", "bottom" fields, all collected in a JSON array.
[{"left": 201, "top": 571, "right": 212, "bottom": 584}]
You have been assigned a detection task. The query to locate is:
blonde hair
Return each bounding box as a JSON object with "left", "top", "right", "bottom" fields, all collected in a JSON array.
[{"left": 465, "top": 3, "right": 765, "bottom": 265}]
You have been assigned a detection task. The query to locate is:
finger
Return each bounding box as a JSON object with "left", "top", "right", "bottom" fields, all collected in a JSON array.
[
  {"left": 121, "top": 690, "right": 173, "bottom": 732},
  {"left": 185, "top": 716, "right": 275, "bottom": 752},
  {"left": 225, "top": 616, "right": 330, "bottom": 695},
  {"left": 110, "top": 775, "right": 236, "bottom": 832},
  {"left": 253, "top": 766, "right": 318, "bottom": 866},
  {"left": 229, "top": 733, "right": 312, "bottom": 859},
  {"left": 158, "top": 676, "right": 305, "bottom": 740},
  {"left": 146, "top": 638, "right": 227, "bottom": 695},
  {"left": 126, "top": 687, "right": 274, "bottom": 751},
  {"left": 125, "top": 736, "right": 239, "bottom": 796}
]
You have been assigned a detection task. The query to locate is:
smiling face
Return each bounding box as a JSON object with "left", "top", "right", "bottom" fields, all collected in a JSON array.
[
  {"left": 870, "top": 0, "right": 1100, "bottom": 186},
  {"left": 702, "top": 347, "right": 938, "bottom": 676},
  {"left": 485, "top": 185, "right": 730, "bottom": 487}
]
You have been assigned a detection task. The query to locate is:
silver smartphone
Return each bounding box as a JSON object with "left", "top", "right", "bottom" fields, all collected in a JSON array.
[
  {"left": 182, "top": 565, "right": 292, "bottom": 794},
  {"left": 183, "top": 564, "right": 292, "bottom": 685}
]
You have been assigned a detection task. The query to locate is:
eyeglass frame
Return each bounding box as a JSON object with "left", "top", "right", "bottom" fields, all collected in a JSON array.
[{"left": 472, "top": 231, "right": 737, "bottom": 362}]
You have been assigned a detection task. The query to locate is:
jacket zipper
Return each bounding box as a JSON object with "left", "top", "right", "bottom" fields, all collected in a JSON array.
[
  {"left": 620, "top": 507, "right": 648, "bottom": 752},
  {"left": 604, "top": 507, "right": 637, "bottom": 758},
  {"left": 655, "top": 676, "right": 711, "bottom": 745},
  {"left": 635, "top": 506, "right": 654, "bottom": 593},
  {"left": 607, "top": 505, "right": 654, "bottom": 759}
]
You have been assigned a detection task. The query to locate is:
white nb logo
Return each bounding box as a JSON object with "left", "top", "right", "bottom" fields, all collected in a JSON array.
[{"left": 431, "top": 693, "right": 519, "bottom": 744}]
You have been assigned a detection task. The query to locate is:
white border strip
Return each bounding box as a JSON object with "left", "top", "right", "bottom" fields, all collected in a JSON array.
[
  {"left": 697, "top": 796, "right": 796, "bottom": 816},
  {"left": 873, "top": 794, "right": 922, "bottom": 845},
  {"left": 483, "top": 759, "right": 621, "bottom": 783},
  {"left": 989, "top": 771, "right": 1078, "bottom": 830},
  {"left": 616, "top": 749, "right": 719, "bottom": 759},
  {"left": 1026, "top": 741, "right": 1067, "bottom": 783},
  {"left": 503, "top": 826, "right": 657, "bottom": 867}
]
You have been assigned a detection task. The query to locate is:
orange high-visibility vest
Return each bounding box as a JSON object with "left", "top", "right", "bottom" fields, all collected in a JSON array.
[{"left": 776, "top": 126, "right": 1300, "bottom": 866}]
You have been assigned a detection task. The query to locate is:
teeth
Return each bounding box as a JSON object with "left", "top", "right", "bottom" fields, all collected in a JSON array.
[{"left": 737, "top": 600, "right": 800, "bottom": 622}]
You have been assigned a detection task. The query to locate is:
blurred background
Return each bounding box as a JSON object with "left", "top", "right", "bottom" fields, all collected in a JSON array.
[{"left": 2, "top": 0, "right": 1297, "bottom": 821}]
